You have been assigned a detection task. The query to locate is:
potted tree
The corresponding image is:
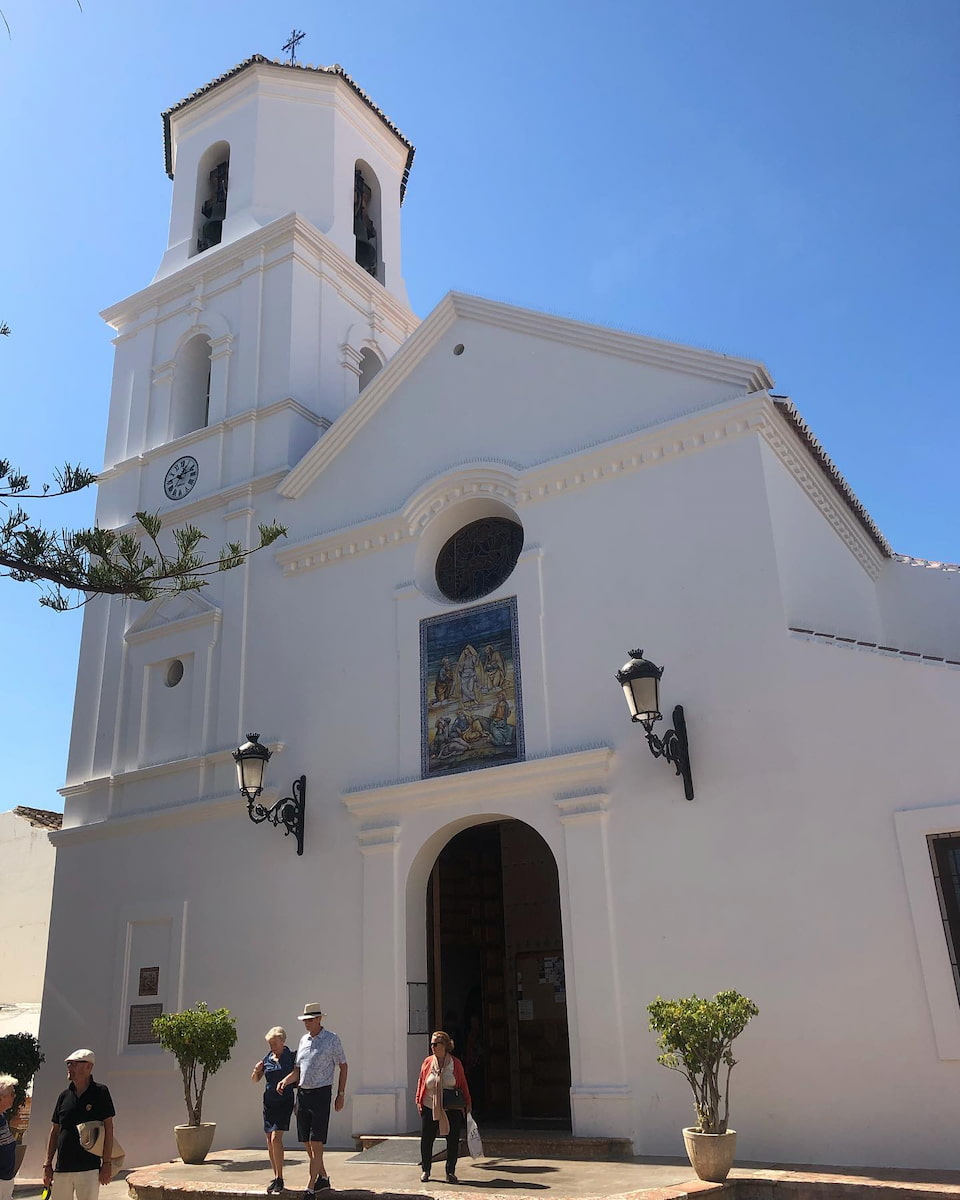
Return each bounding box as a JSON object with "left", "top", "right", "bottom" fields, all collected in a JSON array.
[
  {"left": 153, "top": 1002, "right": 237, "bottom": 1164},
  {"left": 0, "top": 1033, "right": 44, "bottom": 1175},
  {"left": 647, "top": 990, "right": 758, "bottom": 1182}
]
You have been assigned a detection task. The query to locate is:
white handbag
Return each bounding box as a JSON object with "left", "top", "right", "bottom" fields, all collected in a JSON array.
[{"left": 76, "top": 1121, "right": 126, "bottom": 1171}]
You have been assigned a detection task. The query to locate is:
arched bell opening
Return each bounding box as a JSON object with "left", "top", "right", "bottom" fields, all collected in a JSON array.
[
  {"left": 354, "top": 160, "right": 383, "bottom": 283},
  {"left": 192, "top": 141, "right": 230, "bottom": 256}
]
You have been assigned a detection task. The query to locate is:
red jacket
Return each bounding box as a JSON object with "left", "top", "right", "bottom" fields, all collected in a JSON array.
[{"left": 415, "top": 1054, "right": 472, "bottom": 1111}]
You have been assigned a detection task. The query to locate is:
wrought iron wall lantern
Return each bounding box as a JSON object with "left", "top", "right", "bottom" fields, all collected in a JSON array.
[
  {"left": 615, "top": 650, "right": 694, "bottom": 801},
  {"left": 233, "top": 733, "right": 306, "bottom": 855}
]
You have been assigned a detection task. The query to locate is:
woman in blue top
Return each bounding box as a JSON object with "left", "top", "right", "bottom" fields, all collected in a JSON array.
[{"left": 251, "top": 1027, "right": 296, "bottom": 1193}]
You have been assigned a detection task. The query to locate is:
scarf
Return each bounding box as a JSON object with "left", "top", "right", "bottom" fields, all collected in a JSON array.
[{"left": 429, "top": 1053, "right": 455, "bottom": 1137}]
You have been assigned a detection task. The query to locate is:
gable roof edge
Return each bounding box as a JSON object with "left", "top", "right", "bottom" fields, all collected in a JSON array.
[{"left": 278, "top": 293, "right": 460, "bottom": 498}]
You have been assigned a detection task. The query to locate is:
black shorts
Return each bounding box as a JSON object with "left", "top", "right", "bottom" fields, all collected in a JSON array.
[
  {"left": 297, "top": 1086, "right": 332, "bottom": 1144},
  {"left": 264, "top": 1097, "right": 295, "bottom": 1132}
]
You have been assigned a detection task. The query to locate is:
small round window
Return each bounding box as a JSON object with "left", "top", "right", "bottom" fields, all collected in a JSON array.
[
  {"left": 435, "top": 517, "right": 523, "bottom": 603},
  {"left": 165, "top": 659, "right": 185, "bottom": 688}
]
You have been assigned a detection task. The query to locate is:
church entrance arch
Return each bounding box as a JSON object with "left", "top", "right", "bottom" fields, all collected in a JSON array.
[{"left": 425, "top": 819, "right": 571, "bottom": 1127}]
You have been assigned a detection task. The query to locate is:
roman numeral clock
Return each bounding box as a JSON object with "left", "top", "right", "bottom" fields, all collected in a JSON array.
[{"left": 163, "top": 455, "right": 199, "bottom": 501}]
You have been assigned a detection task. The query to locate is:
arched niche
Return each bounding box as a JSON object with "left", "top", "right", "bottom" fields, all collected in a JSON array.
[
  {"left": 192, "top": 141, "right": 230, "bottom": 256},
  {"left": 171, "top": 334, "right": 211, "bottom": 438},
  {"left": 358, "top": 347, "right": 383, "bottom": 392},
  {"left": 354, "top": 160, "right": 383, "bottom": 283}
]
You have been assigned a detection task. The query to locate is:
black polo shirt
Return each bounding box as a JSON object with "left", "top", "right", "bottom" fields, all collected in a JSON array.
[{"left": 51, "top": 1078, "right": 116, "bottom": 1172}]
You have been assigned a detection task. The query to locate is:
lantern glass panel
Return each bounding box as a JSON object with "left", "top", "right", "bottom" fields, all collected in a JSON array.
[
  {"left": 237, "top": 753, "right": 266, "bottom": 798},
  {"left": 626, "top": 673, "right": 660, "bottom": 723}
]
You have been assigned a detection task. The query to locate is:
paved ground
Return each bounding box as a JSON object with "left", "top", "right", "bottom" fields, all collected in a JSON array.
[{"left": 14, "top": 1147, "right": 960, "bottom": 1200}]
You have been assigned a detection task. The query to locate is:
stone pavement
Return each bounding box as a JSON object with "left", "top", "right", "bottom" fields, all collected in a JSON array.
[{"left": 13, "top": 1147, "right": 960, "bottom": 1200}]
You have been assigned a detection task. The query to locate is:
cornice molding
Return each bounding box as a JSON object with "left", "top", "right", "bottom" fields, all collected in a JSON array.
[
  {"left": 58, "top": 739, "right": 285, "bottom": 799},
  {"left": 101, "top": 213, "right": 420, "bottom": 339},
  {"left": 102, "top": 467, "right": 290, "bottom": 537},
  {"left": 758, "top": 417, "right": 885, "bottom": 577},
  {"left": 789, "top": 628, "right": 960, "bottom": 668},
  {"left": 342, "top": 746, "right": 614, "bottom": 823},
  {"left": 276, "top": 394, "right": 885, "bottom": 581},
  {"left": 99, "top": 396, "right": 329, "bottom": 483},
  {"left": 278, "top": 293, "right": 772, "bottom": 501},
  {"left": 49, "top": 787, "right": 268, "bottom": 846}
]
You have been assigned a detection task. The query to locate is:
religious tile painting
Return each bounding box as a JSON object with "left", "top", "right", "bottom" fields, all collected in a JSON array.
[{"left": 421, "top": 596, "right": 524, "bottom": 778}]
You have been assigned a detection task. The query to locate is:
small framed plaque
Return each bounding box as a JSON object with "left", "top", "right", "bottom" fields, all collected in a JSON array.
[
  {"left": 138, "top": 966, "right": 160, "bottom": 996},
  {"left": 128, "top": 1002, "right": 163, "bottom": 1045},
  {"left": 407, "top": 982, "right": 428, "bottom": 1035}
]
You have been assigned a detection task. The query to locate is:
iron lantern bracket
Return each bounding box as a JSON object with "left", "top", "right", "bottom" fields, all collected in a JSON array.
[
  {"left": 246, "top": 776, "right": 306, "bottom": 855},
  {"left": 641, "top": 705, "right": 694, "bottom": 801}
]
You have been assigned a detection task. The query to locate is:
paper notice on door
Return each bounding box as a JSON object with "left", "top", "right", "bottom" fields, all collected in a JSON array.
[{"left": 517, "top": 999, "right": 534, "bottom": 1021}]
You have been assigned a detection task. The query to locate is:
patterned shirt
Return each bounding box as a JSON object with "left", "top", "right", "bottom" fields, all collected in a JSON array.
[
  {"left": 0, "top": 1111, "right": 16, "bottom": 1181},
  {"left": 295, "top": 1028, "right": 346, "bottom": 1088}
]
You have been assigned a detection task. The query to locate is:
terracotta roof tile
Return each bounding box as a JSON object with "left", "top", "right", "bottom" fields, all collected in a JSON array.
[{"left": 12, "top": 806, "right": 63, "bottom": 830}]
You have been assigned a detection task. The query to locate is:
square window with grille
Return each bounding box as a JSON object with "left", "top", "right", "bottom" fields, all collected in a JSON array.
[{"left": 928, "top": 832, "right": 960, "bottom": 1006}]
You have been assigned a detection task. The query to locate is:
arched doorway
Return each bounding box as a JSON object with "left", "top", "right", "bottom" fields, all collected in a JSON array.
[{"left": 426, "top": 819, "right": 571, "bottom": 1127}]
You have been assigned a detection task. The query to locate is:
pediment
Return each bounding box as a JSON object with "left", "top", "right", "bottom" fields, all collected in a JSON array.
[{"left": 125, "top": 589, "right": 222, "bottom": 643}]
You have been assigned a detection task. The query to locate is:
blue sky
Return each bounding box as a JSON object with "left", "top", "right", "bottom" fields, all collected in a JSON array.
[{"left": 2, "top": 0, "right": 957, "bottom": 813}]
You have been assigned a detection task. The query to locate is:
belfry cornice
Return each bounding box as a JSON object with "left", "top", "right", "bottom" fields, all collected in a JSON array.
[{"left": 100, "top": 212, "right": 419, "bottom": 339}]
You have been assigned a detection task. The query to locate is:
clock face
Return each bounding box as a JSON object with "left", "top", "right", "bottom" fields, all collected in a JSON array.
[{"left": 163, "top": 455, "right": 199, "bottom": 501}]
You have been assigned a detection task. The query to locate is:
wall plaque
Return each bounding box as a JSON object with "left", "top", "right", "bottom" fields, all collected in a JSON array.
[
  {"left": 128, "top": 1002, "right": 163, "bottom": 1044},
  {"left": 407, "top": 982, "right": 428, "bottom": 1035},
  {"left": 138, "top": 966, "right": 160, "bottom": 996}
]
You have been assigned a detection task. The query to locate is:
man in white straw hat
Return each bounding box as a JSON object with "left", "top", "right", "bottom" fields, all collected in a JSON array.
[
  {"left": 278, "top": 1004, "right": 347, "bottom": 1200},
  {"left": 42, "top": 1050, "right": 116, "bottom": 1200}
]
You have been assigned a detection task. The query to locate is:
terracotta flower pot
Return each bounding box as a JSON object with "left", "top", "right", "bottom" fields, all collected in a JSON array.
[
  {"left": 682, "top": 1127, "right": 737, "bottom": 1182},
  {"left": 174, "top": 1122, "right": 216, "bottom": 1164}
]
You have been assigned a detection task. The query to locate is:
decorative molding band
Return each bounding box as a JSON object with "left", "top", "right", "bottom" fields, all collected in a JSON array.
[
  {"left": 99, "top": 396, "right": 329, "bottom": 483},
  {"left": 789, "top": 628, "right": 960, "bottom": 668},
  {"left": 758, "top": 418, "right": 885, "bottom": 579},
  {"left": 555, "top": 792, "right": 610, "bottom": 823},
  {"left": 58, "top": 739, "right": 285, "bottom": 798},
  {"left": 449, "top": 291, "right": 772, "bottom": 390},
  {"left": 894, "top": 554, "right": 960, "bottom": 573},
  {"left": 569, "top": 1084, "right": 633, "bottom": 1098},
  {"left": 342, "top": 746, "right": 615, "bottom": 822},
  {"left": 104, "top": 469, "right": 289, "bottom": 538},
  {"left": 340, "top": 342, "right": 365, "bottom": 375},
  {"left": 102, "top": 213, "right": 420, "bottom": 340},
  {"left": 277, "top": 394, "right": 885, "bottom": 582},
  {"left": 358, "top": 825, "right": 402, "bottom": 853},
  {"left": 49, "top": 787, "right": 256, "bottom": 846}
]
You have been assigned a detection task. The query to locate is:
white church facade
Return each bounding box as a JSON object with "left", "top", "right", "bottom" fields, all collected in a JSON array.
[{"left": 32, "top": 56, "right": 960, "bottom": 1172}]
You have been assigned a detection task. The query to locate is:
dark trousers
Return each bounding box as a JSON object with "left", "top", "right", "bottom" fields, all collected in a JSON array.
[{"left": 420, "top": 1106, "right": 464, "bottom": 1173}]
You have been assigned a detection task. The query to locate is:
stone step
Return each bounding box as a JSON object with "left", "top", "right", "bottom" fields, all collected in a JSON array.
[{"left": 355, "top": 1131, "right": 634, "bottom": 1160}]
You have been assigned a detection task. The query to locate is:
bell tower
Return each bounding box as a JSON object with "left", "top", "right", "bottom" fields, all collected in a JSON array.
[
  {"left": 94, "top": 55, "right": 419, "bottom": 535},
  {"left": 156, "top": 55, "right": 414, "bottom": 298}
]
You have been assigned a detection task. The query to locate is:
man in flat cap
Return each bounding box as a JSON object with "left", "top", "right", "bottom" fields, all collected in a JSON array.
[
  {"left": 278, "top": 1004, "right": 347, "bottom": 1199},
  {"left": 42, "top": 1050, "right": 115, "bottom": 1200}
]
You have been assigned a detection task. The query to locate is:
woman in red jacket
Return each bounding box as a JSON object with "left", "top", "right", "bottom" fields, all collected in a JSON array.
[{"left": 414, "top": 1030, "right": 472, "bottom": 1183}]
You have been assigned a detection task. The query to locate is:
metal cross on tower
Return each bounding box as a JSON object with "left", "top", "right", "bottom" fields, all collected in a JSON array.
[{"left": 282, "top": 28, "right": 306, "bottom": 64}]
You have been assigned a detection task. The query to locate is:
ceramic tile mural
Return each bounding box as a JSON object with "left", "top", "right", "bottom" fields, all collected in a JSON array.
[{"left": 421, "top": 596, "right": 524, "bottom": 777}]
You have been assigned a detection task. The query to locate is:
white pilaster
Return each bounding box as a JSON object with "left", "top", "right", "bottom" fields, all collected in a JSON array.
[
  {"left": 556, "top": 793, "right": 633, "bottom": 1139},
  {"left": 351, "top": 824, "right": 407, "bottom": 1134}
]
